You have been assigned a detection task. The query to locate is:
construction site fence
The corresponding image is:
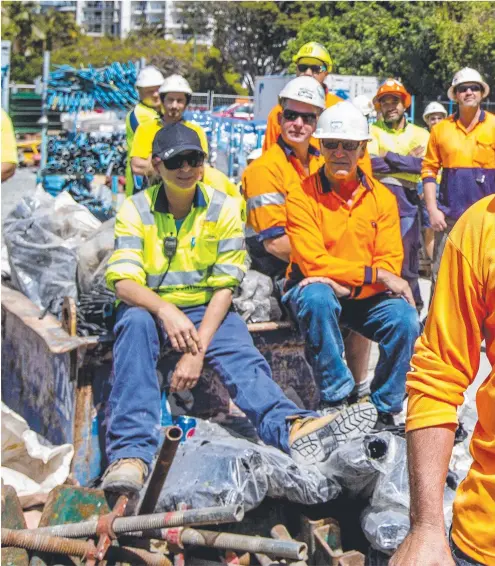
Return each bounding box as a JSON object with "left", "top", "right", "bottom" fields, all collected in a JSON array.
[{"left": 189, "top": 91, "right": 254, "bottom": 112}]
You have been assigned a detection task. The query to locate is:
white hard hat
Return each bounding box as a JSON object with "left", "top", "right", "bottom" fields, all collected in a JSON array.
[
  {"left": 247, "top": 147, "right": 262, "bottom": 162},
  {"left": 135, "top": 66, "right": 165, "bottom": 88},
  {"left": 352, "top": 94, "right": 374, "bottom": 117},
  {"left": 423, "top": 102, "right": 448, "bottom": 123},
  {"left": 159, "top": 74, "right": 193, "bottom": 96},
  {"left": 447, "top": 67, "right": 490, "bottom": 101},
  {"left": 279, "top": 76, "right": 326, "bottom": 110},
  {"left": 314, "top": 101, "right": 372, "bottom": 141}
]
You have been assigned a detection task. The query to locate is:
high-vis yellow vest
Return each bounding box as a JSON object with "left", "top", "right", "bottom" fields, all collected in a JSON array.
[
  {"left": 106, "top": 182, "right": 247, "bottom": 307},
  {"left": 125, "top": 102, "right": 161, "bottom": 196}
]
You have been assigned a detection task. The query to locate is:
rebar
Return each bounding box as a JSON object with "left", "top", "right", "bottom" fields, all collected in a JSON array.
[
  {"left": 1, "top": 528, "right": 170, "bottom": 566},
  {"left": 139, "top": 426, "right": 183, "bottom": 515},
  {"left": 163, "top": 528, "right": 308, "bottom": 561},
  {"left": 23, "top": 504, "right": 244, "bottom": 539}
]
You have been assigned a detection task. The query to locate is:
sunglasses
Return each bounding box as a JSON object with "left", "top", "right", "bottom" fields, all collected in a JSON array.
[
  {"left": 297, "top": 64, "right": 327, "bottom": 74},
  {"left": 282, "top": 109, "right": 318, "bottom": 125},
  {"left": 163, "top": 151, "right": 205, "bottom": 170},
  {"left": 455, "top": 83, "right": 482, "bottom": 94},
  {"left": 321, "top": 140, "right": 362, "bottom": 151}
]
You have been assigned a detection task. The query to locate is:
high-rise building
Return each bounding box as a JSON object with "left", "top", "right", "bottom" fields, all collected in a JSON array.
[{"left": 37, "top": 1, "right": 212, "bottom": 44}]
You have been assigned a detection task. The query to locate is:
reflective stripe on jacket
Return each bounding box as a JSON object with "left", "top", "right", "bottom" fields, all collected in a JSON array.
[
  {"left": 106, "top": 182, "right": 247, "bottom": 307},
  {"left": 421, "top": 110, "right": 495, "bottom": 220}
]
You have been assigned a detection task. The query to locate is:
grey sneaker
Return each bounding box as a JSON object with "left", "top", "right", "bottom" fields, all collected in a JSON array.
[
  {"left": 101, "top": 458, "right": 148, "bottom": 493},
  {"left": 289, "top": 402, "right": 378, "bottom": 466}
]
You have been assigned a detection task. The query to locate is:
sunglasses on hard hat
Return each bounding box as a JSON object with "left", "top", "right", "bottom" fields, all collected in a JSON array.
[
  {"left": 455, "top": 83, "right": 482, "bottom": 94},
  {"left": 163, "top": 151, "right": 205, "bottom": 170},
  {"left": 282, "top": 109, "right": 318, "bottom": 125},
  {"left": 297, "top": 63, "right": 327, "bottom": 74},
  {"left": 322, "top": 140, "right": 362, "bottom": 151}
]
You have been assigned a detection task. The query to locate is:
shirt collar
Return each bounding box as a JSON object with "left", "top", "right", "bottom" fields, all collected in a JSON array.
[
  {"left": 376, "top": 118, "right": 409, "bottom": 134},
  {"left": 277, "top": 135, "right": 320, "bottom": 158},
  {"left": 453, "top": 108, "right": 486, "bottom": 124},
  {"left": 152, "top": 182, "right": 208, "bottom": 214},
  {"left": 319, "top": 166, "right": 371, "bottom": 193}
]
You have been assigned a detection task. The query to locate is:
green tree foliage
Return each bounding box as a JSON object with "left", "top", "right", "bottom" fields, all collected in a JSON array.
[
  {"left": 281, "top": 1, "right": 495, "bottom": 106},
  {"left": 1, "top": 1, "right": 81, "bottom": 82}
]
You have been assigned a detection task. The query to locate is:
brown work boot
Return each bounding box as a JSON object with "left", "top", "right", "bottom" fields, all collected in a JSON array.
[
  {"left": 289, "top": 402, "right": 378, "bottom": 465},
  {"left": 101, "top": 458, "right": 148, "bottom": 493}
]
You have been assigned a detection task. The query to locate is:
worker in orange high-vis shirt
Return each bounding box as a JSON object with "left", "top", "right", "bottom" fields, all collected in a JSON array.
[
  {"left": 283, "top": 101, "right": 420, "bottom": 428},
  {"left": 243, "top": 76, "right": 372, "bottom": 398},
  {"left": 390, "top": 195, "right": 495, "bottom": 566},
  {"left": 422, "top": 67, "right": 495, "bottom": 299},
  {"left": 263, "top": 42, "right": 341, "bottom": 152}
]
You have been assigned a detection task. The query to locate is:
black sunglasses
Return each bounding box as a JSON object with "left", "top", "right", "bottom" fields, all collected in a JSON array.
[
  {"left": 163, "top": 151, "right": 205, "bottom": 170},
  {"left": 322, "top": 140, "right": 362, "bottom": 151},
  {"left": 297, "top": 64, "right": 327, "bottom": 74},
  {"left": 455, "top": 83, "right": 482, "bottom": 94},
  {"left": 282, "top": 109, "right": 318, "bottom": 125}
]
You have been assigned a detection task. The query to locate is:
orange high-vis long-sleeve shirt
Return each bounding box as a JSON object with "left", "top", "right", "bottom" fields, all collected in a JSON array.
[
  {"left": 285, "top": 168, "right": 403, "bottom": 299},
  {"left": 406, "top": 195, "right": 495, "bottom": 565}
]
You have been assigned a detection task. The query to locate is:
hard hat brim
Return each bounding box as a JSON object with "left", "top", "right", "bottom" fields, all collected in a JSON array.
[
  {"left": 373, "top": 92, "right": 412, "bottom": 110},
  {"left": 447, "top": 81, "right": 490, "bottom": 101}
]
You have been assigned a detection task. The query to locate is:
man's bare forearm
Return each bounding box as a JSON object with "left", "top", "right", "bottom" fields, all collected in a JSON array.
[
  {"left": 2, "top": 162, "right": 16, "bottom": 182},
  {"left": 407, "top": 426, "right": 455, "bottom": 529},
  {"left": 263, "top": 235, "right": 291, "bottom": 262},
  {"left": 423, "top": 181, "right": 438, "bottom": 214},
  {"left": 115, "top": 279, "right": 177, "bottom": 317},
  {"left": 197, "top": 288, "right": 233, "bottom": 350}
]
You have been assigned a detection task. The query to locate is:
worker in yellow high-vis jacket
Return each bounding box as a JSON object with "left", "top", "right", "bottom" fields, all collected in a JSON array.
[
  {"left": 102, "top": 122, "right": 369, "bottom": 493},
  {"left": 125, "top": 66, "right": 165, "bottom": 196}
]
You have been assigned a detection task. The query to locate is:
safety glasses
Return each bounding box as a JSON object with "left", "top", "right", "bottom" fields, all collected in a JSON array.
[
  {"left": 282, "top": 109, "right": 318, "bottom": 125},
  {"left": 455, "top": 83, "right": 482, "bottom": 94},
  {"left": 297, "top": 64, "right": 327, "bottom": 74},
  {"left": 163, "top": 151, "right": 205, "bottom": 170},
  {"left": 321, "top": 140, "right": 362, "bottom": 151}
]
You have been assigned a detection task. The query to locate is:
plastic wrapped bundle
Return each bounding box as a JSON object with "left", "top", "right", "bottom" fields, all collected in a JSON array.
[{"left": 233, "top": 269, "right": 274, "bottom": 323}]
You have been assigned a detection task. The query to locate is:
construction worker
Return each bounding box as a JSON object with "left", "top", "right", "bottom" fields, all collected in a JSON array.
[
  {"left": 418, "top": 102, "right": 448, "bottom": 262},
  {"left": 125, "top": 66, "right": 165, "bottom": 196},
  {"left": 390, "top": 195, "right": 495, "bottom": 566},
  {"left": 422, "top": 101, "right": 448, "bottom": 130},
  {"left": 369, "top": 79, "right": 430, "bottom": 312},
  {"left": 243, "top": 76, "right": 372, "bottom": 393},
  {"left": 421, "top": 67, "right": 495, "bottom": 298},
  {"left": 128, "top": 74, "right": 209, "bottom": 197},
  {"left": 1, "top": 109, "right": 18, "bottom": 182},
  {"left": 262, "top": 42, "right": 341, "bottom": 152},
  {"left": 283, "top": 101, "right": 420, "bottom": 428},
  {"left": 102, "top": 122, "right": 372, "bottom": 491}
]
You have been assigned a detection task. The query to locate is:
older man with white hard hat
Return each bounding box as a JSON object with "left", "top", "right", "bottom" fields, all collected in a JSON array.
[
  {"left": 125, "top": 66, "right": 165, "bottom": 196},
  {"left": 421, "top": 67, "right": 495, "bottom": 296},
  {"left": 283, "top": 101, "right": 420, "bottom": 429}
]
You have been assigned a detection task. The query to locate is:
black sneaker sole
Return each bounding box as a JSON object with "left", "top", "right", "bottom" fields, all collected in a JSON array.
[{"left": 327, "top": 402, "right": 378, "bottom": 444}]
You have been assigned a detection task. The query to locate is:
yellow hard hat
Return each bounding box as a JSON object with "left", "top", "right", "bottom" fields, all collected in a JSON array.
[{"left": 293, "top": 42, "right": 332, "bottom": 70}]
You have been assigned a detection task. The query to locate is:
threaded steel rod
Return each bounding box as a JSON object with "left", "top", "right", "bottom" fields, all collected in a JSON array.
[
  {"left": 164, "top": 528, "right": 308, "bottom": 561},
  {"left": 1, "top": 528, "right": 170, "bottom": 566},
  {"left": 17, "top": 504, "right": 244, "bottom": 539}
]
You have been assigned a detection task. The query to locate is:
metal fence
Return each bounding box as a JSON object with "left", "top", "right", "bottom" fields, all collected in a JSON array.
[{"left": 188, "top": 91, "right": 254, "bottom": 113}]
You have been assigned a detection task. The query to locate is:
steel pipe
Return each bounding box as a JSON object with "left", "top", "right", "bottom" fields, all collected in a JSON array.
[
  {"left": 22, "top": 504, "right": 244, "bottom": 539},
  {"left": 1, "top": 528, "right": 170, "bottom": 566},
  {"left": 139, "top": 426, "right": 183, "bottom": 514},
  {"left": 162, "top": 528, "right": 308, "bottom": 561}
]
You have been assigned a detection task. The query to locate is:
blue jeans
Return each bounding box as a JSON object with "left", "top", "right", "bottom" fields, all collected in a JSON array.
[
  {"left": 106, "top": 304, "right": 316, "bottom": 466},
  {"left": 283, "top": 284, "right": 420, "bottom": 414}
]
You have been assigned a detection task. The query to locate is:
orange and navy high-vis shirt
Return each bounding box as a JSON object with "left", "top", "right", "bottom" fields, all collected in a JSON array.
[
  {"left": 421, "top": 109, "right": 495, "bottom": 220},
  {"left": 242, "top": 137, "right": 323, "bottom": 276},
  {"left": 262, "top": 90, "right": 342, "bottom": 152},
  {"left": 285, "top": 168, "right": 403, "bottom": 300},
  {"left": 406, "top": 195, "right": 495, "bottom": 565}
]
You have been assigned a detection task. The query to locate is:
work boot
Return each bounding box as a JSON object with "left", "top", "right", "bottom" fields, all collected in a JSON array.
[
  {"left": 101, "top": 458, "right": 148, "bottom": 493},
  {"left": 289, "top": 402, "right": 378, "bottom": 465},
  {"left": 318, "top": 400, "right": 348, "bottom": 417}
]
